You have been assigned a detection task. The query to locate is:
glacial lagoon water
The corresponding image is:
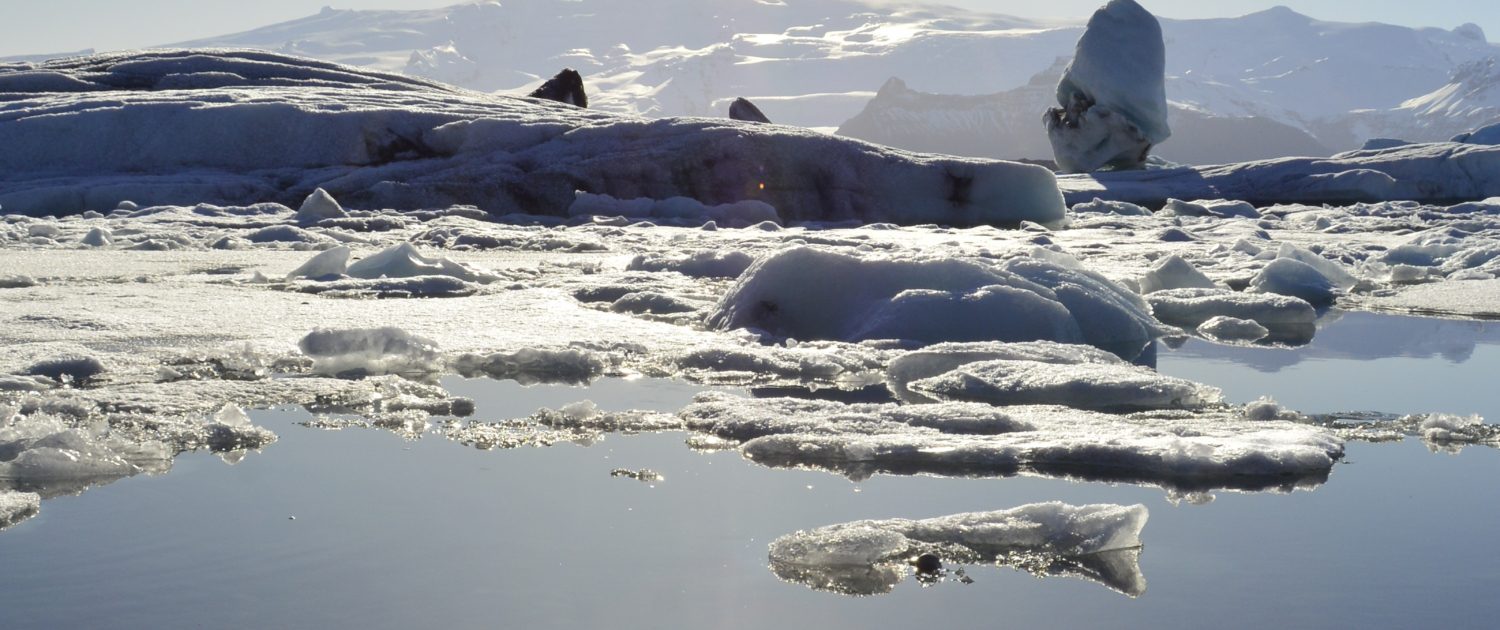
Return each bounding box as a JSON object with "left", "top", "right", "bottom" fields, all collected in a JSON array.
[{"left": 2, "top": 312, "right": 1498, "bottom": 629}]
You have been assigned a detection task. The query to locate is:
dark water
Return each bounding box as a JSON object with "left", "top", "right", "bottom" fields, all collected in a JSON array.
[{"left": 2, "top": 312, "right": 1498, "bottom": 629}]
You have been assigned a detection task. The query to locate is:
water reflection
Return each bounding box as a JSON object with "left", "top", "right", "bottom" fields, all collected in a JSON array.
[{"left": 1171, "top": 311, "right": 1500, "bottom": 372}]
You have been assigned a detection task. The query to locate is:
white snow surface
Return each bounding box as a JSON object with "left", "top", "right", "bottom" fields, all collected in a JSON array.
[{"left": 0, "top": 49, "right": 1065, "bottom": 227}]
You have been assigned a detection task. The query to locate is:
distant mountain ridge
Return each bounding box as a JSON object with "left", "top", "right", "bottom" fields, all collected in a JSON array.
[{"left": 140, "top": 1, "right": 1500, "bottom": 161}]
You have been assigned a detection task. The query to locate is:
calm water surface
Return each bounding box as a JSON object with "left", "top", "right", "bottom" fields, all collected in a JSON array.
[{"left": 2, "top": 312, "right": 1498, "bottom": 629}]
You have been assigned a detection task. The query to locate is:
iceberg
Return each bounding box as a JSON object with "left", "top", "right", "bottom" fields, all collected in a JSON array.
[
  {"left": 0, "top": 50, "right": 1066, "bottom": 228},
  {"left": 1046, "top": 0, "right": 1170, "bottom": 173}
]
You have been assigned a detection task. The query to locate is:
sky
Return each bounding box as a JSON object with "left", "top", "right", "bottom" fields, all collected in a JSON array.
[{"left": 1, "top": 0, "right": 1496, "bottom": 58}]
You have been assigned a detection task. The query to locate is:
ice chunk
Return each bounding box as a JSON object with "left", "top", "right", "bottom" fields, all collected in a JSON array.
[
  {"left": 0, "top": 275, "right": 38, "bottom": 289},
  {"left": 768, "top": 503, "right": 1148, "bottom": 596},
  {"left": 296, "top": 188, "right": 348, "bottom": 225},
  {"left": 297, "top": 327, "right": 442, "bottom": 377},
  {"left": 1047, "top": 0, "right": 1170, "bottom": 173},
  {"left": 80, "top": 227, "right": 112, "bottom": 247},
  {"left": 0, "top": 490, "right": 41, "bottom": 530},
  {"left": 907, "top": 359, "right": 1223, "bottom": 411},
  {"left": 707, "top": 247, "right": 1162, "bottom": 358},
  {"left": 1250, "top": 258, "right": 1338, "bottom": 306},
  {"left": 1197, "top": 316, "right": 1270, "bottom": 343},
  {"left": 626, "top": 250, "right": 755, "bottom": 279},
  {"left": 348, "top": 242, "right": 493, "bottom": 282},
  {"left": 246, "top": 225, "right": 332, "bottom": 245},
  {"left": 683, "top": 393, "right": 1343, "bottom": 493},
  {"left": 1071, "top": 198, "right": 1150, "bottom": 216},
  {"left": 1146, "top": 288, "right": 1316, "bottom": 334},
  {"left": 1138, "top": 255, "right": 1218, "bottom": 294},
  {"left": 23, "top": 355, "right": 106, "bottom": 385},
  {"left": 286, "top": 245, "right": 351, "bottom": 280},
  {"left": 1419, "top": 414, "right": 1497, "bottom": 447}
]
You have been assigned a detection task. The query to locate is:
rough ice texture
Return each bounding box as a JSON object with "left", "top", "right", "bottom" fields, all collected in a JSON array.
[
  {"left": 682, "top": 393, "right": 1344, "bottom": 493},
  {"left": 907, "top": 359, "right": 1224, "bottom": 412},
  {"left": 1047, "top": 0, "right": 1169, "bottom": 173},
  {"left": 768, "top": 502, "right": 1148, "bottom": 596},
  {"left": 0, "top": 49, "right": 1066, "bottom": 227},
  {"left": 297, "top": 327, "right": 442, "bottom": 377},
  {"left": 706, "top": 247, "right": 1163, "bottom": 358},
  {"left": 1059, "top": 142, "right": 1500, "bottom": 207},
  {"left": 0, "top": 490, "right": 41, "bottom": 530}
]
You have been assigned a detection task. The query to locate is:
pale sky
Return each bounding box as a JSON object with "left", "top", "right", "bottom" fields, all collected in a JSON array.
[{"left": 1, "top": 0, "right": 1496, "bottom": 58}]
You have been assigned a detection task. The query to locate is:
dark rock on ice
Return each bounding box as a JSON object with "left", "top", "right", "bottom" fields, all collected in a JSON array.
[{"left": 528, "top": 68, "right": 587, "bottom": 108}]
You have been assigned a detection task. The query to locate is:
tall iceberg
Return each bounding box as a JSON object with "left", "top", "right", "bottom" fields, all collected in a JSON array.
[{"left": 1045, "top": 0, "right": 1170, "bottom": 173}]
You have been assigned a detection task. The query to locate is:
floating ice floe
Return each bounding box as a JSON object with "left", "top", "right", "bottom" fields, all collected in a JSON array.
[
  {"left": 885, "top": 341, "right": 1124, "bottom": 403},
  {"left": 0, "top": 50, "right": 1066, "bottom": 227},
  {"left": 1046, "top": 0, "right": 1169, "bottom": 173},
  {"left": 768, "top": 502, "right": 1148, "bottom": 597},
  {"left": 298, "top": 327, "right": 443, "bottom": 377},
  {"left": 1145, "top": 288, "right": 1316, "bottom": 343},
  {"left": 681, "top": 392, "right": 1344, "bottom": 494},
  {"left": 707, "top": 247, "right": 1163, "bottom": 358}
]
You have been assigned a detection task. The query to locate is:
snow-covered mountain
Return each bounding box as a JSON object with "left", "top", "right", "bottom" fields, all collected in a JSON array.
[
  {"left": 146, "top": 0, "right": 1500, "bottom": 157},
  {"left": 837, "top": 60, "right": 1332, "bottom": 165}
]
